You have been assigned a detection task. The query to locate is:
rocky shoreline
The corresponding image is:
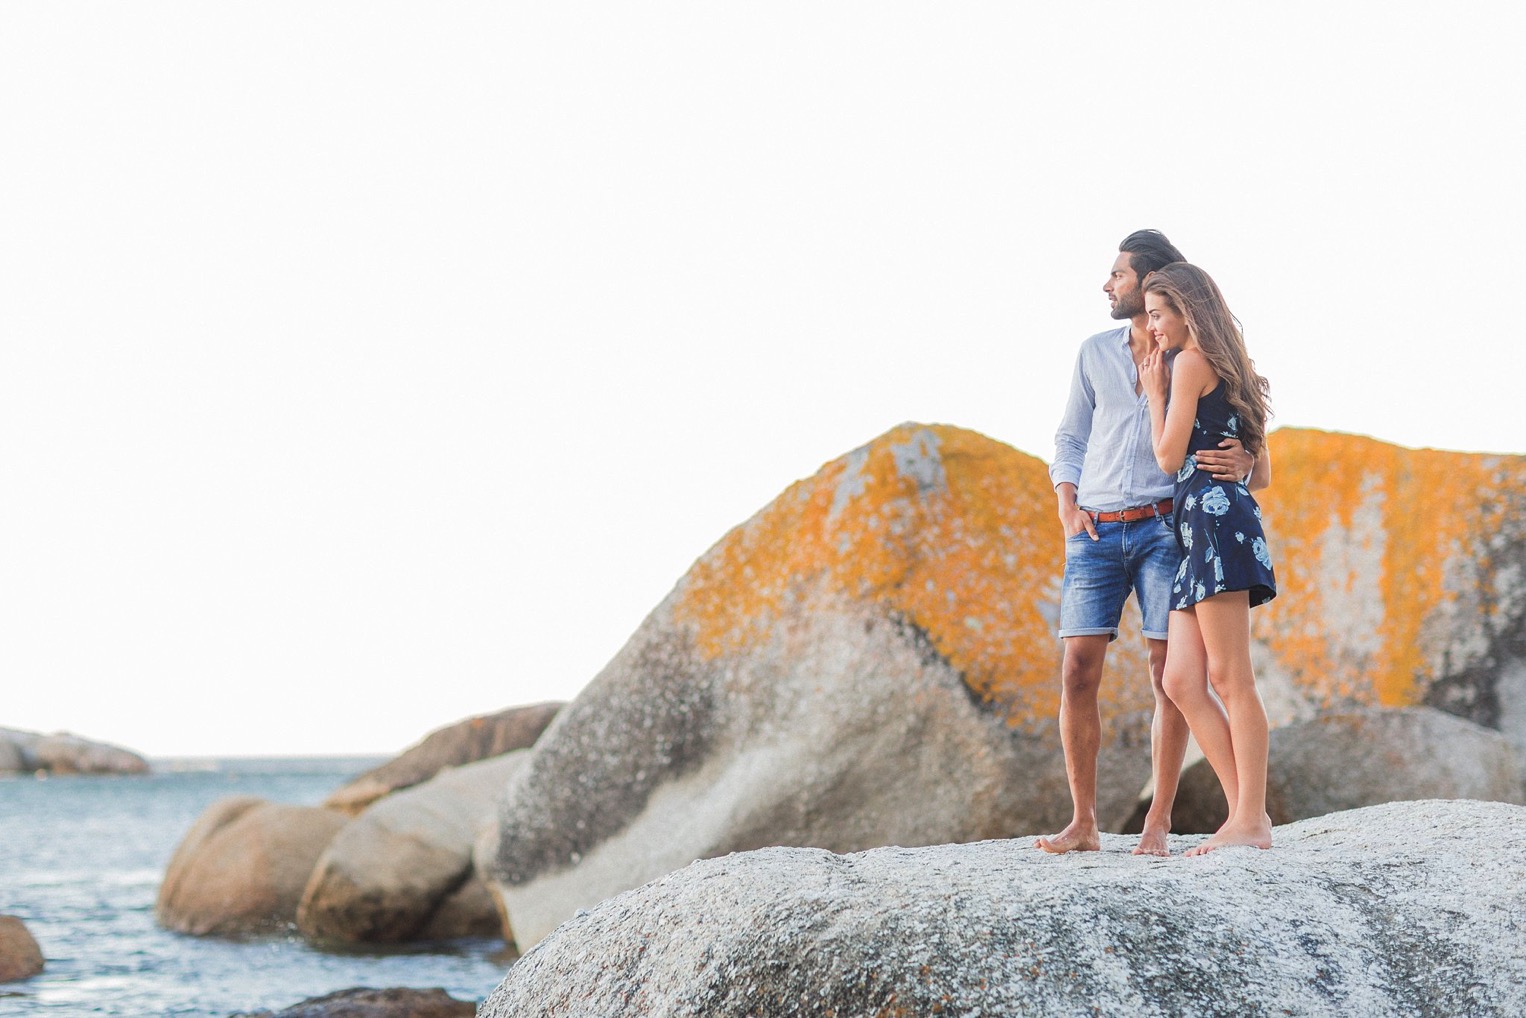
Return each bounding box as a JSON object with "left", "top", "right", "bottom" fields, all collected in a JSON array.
[
  {"left": 0, "top": 727, "right": 149, "bottom": 777},
  {"left": 155, "top": 704, "right": 561, "bottom": 946}
]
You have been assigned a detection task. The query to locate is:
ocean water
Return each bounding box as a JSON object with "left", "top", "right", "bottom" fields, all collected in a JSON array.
[{"left": 0, "top": 758, "right": 509, "bottom": 1016}]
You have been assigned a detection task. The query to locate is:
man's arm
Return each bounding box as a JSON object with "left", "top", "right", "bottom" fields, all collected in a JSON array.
[
  {"left": 1247, "top": 442, "right": 1272, "bottom": 491},
  {"left": 1051, "top": 348, "right": 1098, "bottom": 540},
  {"left": 1056, "top": 482, "right": 1098, "bottom": 541},
  {"left": 1195, "top": 438, "right": 1256, "bottom": 483}
]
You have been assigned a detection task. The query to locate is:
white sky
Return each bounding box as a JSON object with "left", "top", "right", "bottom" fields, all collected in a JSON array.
[{"left": 3, "top": 3, "right": 1523, "bottom": 757}]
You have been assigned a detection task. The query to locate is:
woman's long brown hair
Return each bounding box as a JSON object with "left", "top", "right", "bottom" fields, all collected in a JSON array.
[{"left": 1143, "top": 262, "right": 1272, "bottom": 455}]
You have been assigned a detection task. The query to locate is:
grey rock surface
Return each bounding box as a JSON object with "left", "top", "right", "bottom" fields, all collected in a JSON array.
[
  {"left": 324, "top": 703, "right": 561, "bottom": 816},
  {"left": 297, "top": 753, "right": 526, "bottom": 944},
  {"left": 1164, "top": 706, "right": 1525, "bottom": 833},
  {"left": 481, "top": 800, "right": 1526, "bottom": 1018}
]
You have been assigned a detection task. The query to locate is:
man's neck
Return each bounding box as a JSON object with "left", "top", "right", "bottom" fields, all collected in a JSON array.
[{"left": 1127, "top": 315, "right": 1154, "bottom": 358}]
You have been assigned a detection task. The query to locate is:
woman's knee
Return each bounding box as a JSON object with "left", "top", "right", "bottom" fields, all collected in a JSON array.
[
  {"left": 1206, "top": 661, "right": 1256, "bottom": 702},
  {"left": 1161, "top": 665, "right": 1203, "bottom": 705}
]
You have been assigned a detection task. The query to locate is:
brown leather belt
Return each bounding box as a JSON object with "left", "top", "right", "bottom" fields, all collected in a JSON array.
[{"left": 1089, "top": 498, "right": 1173, "bottom": 523}]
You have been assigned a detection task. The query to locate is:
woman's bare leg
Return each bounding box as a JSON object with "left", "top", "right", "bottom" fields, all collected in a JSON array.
[
  {"left": 1160, "top": 608, "right": 1240, "bottom": 820},
  {"left": 1186, "top": 591, "right": 1272, "bottom": 856}
]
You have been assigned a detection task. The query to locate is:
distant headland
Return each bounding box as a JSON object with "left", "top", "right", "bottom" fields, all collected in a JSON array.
[{"left": 0, "top": 726, "right": 150, "bottom": 776}]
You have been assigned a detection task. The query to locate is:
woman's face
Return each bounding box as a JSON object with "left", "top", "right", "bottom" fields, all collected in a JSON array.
[{"left": 1145, "top": 291, "right": 1191, "bottom": 352}]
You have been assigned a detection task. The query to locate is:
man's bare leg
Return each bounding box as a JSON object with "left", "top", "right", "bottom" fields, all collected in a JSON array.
[
  {"left": 1036, "top": 634, "right": 1109, "bottom": 853},
  {"left": 1133, "top": 637, "right": 1190, "bottom": 856}
]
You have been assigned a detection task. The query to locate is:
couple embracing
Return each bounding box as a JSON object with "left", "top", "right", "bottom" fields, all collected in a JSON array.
[{"left": 1037, "top": 229, "right": 1277, "bottom": 859}]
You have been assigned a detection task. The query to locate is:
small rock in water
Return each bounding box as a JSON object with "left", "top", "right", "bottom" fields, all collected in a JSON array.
[
  {"left": 0, "top": 915, "right": 45, "bottom": 983},
  {"left": 228, "top": 986, "right": 475, "bottom": 1018}
]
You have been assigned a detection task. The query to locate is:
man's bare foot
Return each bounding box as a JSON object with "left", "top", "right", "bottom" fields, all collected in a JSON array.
[
  {"left": 1035, "top": 821, "right": 1100, "bottom": 854},
  {"left": 1184, "top": 818, "right": 1272, "bottom": 857},
  {"left": 1132, "top": 826, "right": 1170, "bottom": 857}
]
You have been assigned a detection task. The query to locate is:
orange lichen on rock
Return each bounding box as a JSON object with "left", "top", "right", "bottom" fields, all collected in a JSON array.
[
  {"left": 671, "top": 423, "right": 1150, "bottom": 729},
  {"left": 1254, "top": 429, "right": 1526, "bottom": 708}
]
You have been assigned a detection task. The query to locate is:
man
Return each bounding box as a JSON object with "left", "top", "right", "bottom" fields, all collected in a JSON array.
[{"left": 1036, "top": 230, "right": 1254, "bottom": 856}]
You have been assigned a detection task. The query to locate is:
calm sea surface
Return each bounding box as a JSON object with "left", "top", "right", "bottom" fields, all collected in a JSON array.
[{"left": 0, "top": 758, "right": 508, "bottom": 1016}]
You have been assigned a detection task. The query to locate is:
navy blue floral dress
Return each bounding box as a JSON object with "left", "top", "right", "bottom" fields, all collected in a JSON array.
[{"left": 1171, "top": 381, "right": 1276, "bottom": 610}]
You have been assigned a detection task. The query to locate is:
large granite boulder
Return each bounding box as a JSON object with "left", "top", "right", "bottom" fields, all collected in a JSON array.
[
  {"left": 482, "top": 424, "right": 1159, "bottom": 947},
  {"left": 156, "top": 797, "right": 348, "bottom": 936},
  {"left": 0, "top": 915, "right": 44, "bottom": 983},
  {"left": 324, "top": 703, "right": 561, "bottom": 815},
  {"left": 1165, "top": 705, "right": 1526, "bottom": 833},
  {"left": 0, "top": 726, "right": 149, "bottom": 775},
  {"left": 481, "top": 800, "right": 1526, "bottom": 1017},
  {"left": 298, "top": 753, "right": 527, "bottom": 944},
  {"left": 1251, "top": 430, "right": 1526, "bottom": 758}
]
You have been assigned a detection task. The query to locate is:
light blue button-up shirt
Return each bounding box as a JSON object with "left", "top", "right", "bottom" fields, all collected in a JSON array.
[{"left": 1049, "top": 325, "right": 1174, "bottom": 512}]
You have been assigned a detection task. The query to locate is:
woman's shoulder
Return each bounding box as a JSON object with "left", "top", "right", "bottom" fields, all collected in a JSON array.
[{"left": 1173, "top": 349, "right": 1220, "bottom": 394}]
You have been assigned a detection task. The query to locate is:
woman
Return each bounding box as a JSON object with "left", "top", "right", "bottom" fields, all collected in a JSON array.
[{"left": 1139, "top": 261, "right": 1276, "bottom": 856}]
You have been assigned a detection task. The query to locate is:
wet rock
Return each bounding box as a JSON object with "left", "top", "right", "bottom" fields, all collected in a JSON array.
[
  {"left": 229, "top": 986, "right": 474, "bottom": 1017},
  {"left": 157, "top": 798, "right": 348, "bottom": 936},
  {"left": 324, "top": 703, "right": 561, "bottom": 816},
  {"left": 0, "top": 915, "right": 44, "bottom": 983},
  {"left": 481, "top": 800, "right": 1526, "bottom": 1018}
]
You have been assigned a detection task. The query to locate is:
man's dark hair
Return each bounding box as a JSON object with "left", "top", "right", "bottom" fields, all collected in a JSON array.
[{"left": 1118, "top": 229, "right": 1186, "bottom": 280}]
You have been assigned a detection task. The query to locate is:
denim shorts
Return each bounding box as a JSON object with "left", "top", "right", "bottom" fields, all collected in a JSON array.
[{"left": 1058, "top": 514, "right": 1178, "bottom": 641}]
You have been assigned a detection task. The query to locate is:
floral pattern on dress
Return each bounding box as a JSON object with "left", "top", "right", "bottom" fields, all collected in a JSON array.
[
  {"left": 1201, "top": 486, "right": 1231, "bottom": 516},
  {"left": 1169, "top": 381, "right": 1276, "bottom": 611},
  {"left": 1252, "top": 536, "right": 1272, "bottom": 570}
]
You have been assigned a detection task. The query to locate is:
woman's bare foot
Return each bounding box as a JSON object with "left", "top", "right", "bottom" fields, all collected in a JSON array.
[
  {"left": 1035, "top": 821, "right": 1101, "bottom": 854},
  {"left": 1132, "top": 826, "right": 1171, "bottom": 857},
  {"left": 1185, "top": 818, "right": 1272, "bottom": 857}
]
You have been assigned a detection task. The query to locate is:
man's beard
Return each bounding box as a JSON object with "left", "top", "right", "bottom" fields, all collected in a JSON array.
[{"left": 1110, "top": 289, "right": 1144, "bottom": 320}]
